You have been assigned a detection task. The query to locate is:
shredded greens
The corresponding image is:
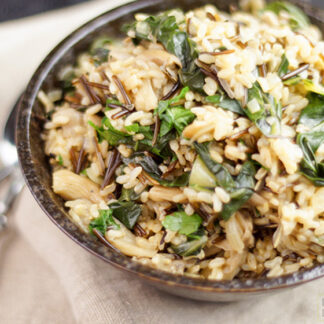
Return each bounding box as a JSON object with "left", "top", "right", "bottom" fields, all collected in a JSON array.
[
  {"left": 123, "top": 154, "right": 190, "bottom": 187},
  {"left": 162, "top": 210, "right": 207, "bottom": 256},
  {"left": 264, "top": 1, "right": 309, "bottom": 30},
  {"left": 90, "top": 36, "right": 112, "bottom": 66},
  {"left": 245, "top": 82, "right": 282, "bottom": 136},
  {"left": 89, "top": 209, "right": 120, "bottom": 235},
  {"left": 193, "top": 143, "right": 256, "bottom": 220},
  {"left": 205, "top": 94, "right": 245, "bottom": 115},
  {"left": 156, "top": 86, "right": 196, "bottom": 136},
  {"left": 278, "top": 54, "right": 289, "bottom": 77},
  {"left": 109, "top": 201, "right": 142, "bottom": 229},
  {"left": 171, "top": 235, "right": 207, "bottom": 257},
  {"left": 89, "top": 117, "right": 174, "bottom": 159},
  {"left": 122, "top": 12, "right": 205, "bottom": 93},
  {"left": 297, "top": 93, "right": 324, "bottom": 186},
  {"left": 57, "top": 154, "right": 64, "bottom": 166}
]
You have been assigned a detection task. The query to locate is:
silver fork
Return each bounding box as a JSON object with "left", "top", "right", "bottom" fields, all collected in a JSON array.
[
  {"left": 0, "top": 96, "right": 25, "bottom": 231},
  {"left": 0, "top": 169, "right": 25, "bottom": 230}
]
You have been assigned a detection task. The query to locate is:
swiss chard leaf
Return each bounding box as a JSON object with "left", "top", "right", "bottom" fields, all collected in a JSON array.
[
  {"left": 171, "top": 235, "right": 207, "bottom": 257},
  {"left": 90, "top": 36, "right": 112, "bottom": 65},
  {"left": 299, "top": 93, "right": 324, "bottom": 128},
  {"left": 220, "top": 161, "right": 256, "bottom": 220},
  {"left": 297, "top": 92, "right": 324, "bottom": 186},
  {"left": 246, "top": 82, "right": 282, "bottom": 136},
  {"left": 302, "top": 79, "right": 324, "bottom": 96},
  {"left": 194, "top": 143, "right": 256, "bottom": 220},
  {"left": 278, "top": 54, "right": 289, "bottom": 77},
  {"left": 125, "top": 123, "right": 153, "bottom": 137},
  {"left": 108, "top": 201, "right": 142, "bottom": 229},
  {"left": 156, "top": 87, "right": 195, "bottom": 136},
  {"left": 283, "top": 76, "right": 302, "bottom": 86},
  {"left": 297, "top": 92, "right": 324, "bottom": 187},
  {"left": 205, "top": 94, "right": 245, "bottom": 115},
  {"left": 193, "top": 142, "right": 236, "bottom": 191},
  {"left": 57, "top": 154, "right": 64, "bottom": 166},
  {"left": 159, "top": 107, "right": 196, "bottom": 136},
  {"left": 119, "top": 188, "right": 141, "bottom": 201},
  {"left": 123, "top": 154, "right": 189, "bottom": 187},
  {"left": 89, "top": 209, "right": 120, "bottom": 235},
  {"left": 297, "top": 128, "right": 324, "bottom": 186},
  {"left": 162, "top": 211, "right": 202, "bottom": 236},
  {"left": 105, "top": 98, "right": 124, "bottom": 110},
  {"left": 122, "top": 14, "right": 205, "bottom": 93},
  {"left": 88, "top": 118, "right": 133, "bottom": 146},
  {"left": 264, "top": 1, "right": 309, "bottom": 30}
]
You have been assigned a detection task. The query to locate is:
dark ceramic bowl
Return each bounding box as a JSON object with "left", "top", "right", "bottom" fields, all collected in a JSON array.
[{"left": 16, "top": 0, "right": 324, "bottom": 302}]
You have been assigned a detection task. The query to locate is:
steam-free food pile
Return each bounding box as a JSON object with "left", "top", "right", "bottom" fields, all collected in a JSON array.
[{"left": 39, "top": 1, "right": 324, "bottom": 280}]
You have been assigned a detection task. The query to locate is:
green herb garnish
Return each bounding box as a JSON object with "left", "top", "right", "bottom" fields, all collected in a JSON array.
[
  {"left": 57, "top": 154, "right": 64, "bottom": 166},
  {"left": 89, "top": 209, "right": 120, "bottom": 235},
  {"left": 162, "top": 211, "right": 202, "bottom": 236}
]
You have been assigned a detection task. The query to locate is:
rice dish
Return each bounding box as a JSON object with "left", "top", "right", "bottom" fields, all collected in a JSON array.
[{"left": 38, "top": 0, "right": 324, "bottom": 280}]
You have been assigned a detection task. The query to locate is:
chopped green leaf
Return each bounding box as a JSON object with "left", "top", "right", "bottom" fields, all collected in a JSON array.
[
  {"left": 193, "top": 143, "right": 256, "bottom": 220},
  {"left": 156, "top": 86, "right": 189, "bottom": 115},
  {"left": 89, "top": 209, "right": 120, "bottom": 235},
  {"left": 90, "top": 37, "right": 112, "bottom": 66},
  {"left": 106, "top": 98, "right": 124, "bottom": 110},
  {"left": 302, "top": 79, "right": 324, "bottom": 96},
  {"left": 278, "top": 54, "right": 289, "bottom": 77},
  {"left": 125, "top": 123, "right": 153, "bottom": 137},
  {"left": 205, "top": 94, "right": 221, "bottom": 104},
  {"left": 297, "top": 93, "right": 324, "bottom": 186},
  {"left": 193, "top": 142, "right": 235, "bottom": 191},
  {"left": 122, "top": 14, "right": 205, "bottom": 93},
  {"left": 162, "top": 211, "right": 202, "bottom": 236},
  {"left": 159, "top": 106, "right": 195, "bottom": 136},
  {"left": 246, "top": 82, "right": 282, "bottom": 136},
  {"left": 264, "top": 1, "right": 309, "bottom": 30},
  {"left": 109, "top": 201, "right": 142, "bottom": 229},
  {"left": 155, "top": 87, "right": 195, "bottom": 141},
  {"left": 297, "top": 125, "right": 324, "bottom": 186},
  {"left": 92, "top": 48, "right": 109, "bottom": 66},
  {"left": 57, "top": 154, "right": 64, "bottom": 166},
  {"left": 171, "top": 235, "right": 207, "bottom": 257},
  {"left": 299, "top": 92, "right": 324, "bottom": 128},
  {"left": 220, "top": 161, "right": 256, "bottom": 220},
  {"left": 90, "top": 36, "right": 112, "bottom": 53},
  {"left": 189, "top": 156, "right": 217, "bottom": 188},
  {"left": 88, "top": 118, "right": 132, "bottom": 146},
  {"left": 123, "top": 154, "right": 189, "bottom": 187},
  {"left": 205, "top": 94, "right": 245, "bottom": 115},
  {"left": 283, "top": 76, "right": 302, "bottom": 86},
  {"left": 80, "top": 169, "right": 87, "bottom": 176},
  {"left": 119, "top": 188, "right": 140, "bottom": 201}
]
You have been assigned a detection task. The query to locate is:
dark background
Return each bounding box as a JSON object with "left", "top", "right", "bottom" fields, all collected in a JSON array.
[
  {"left": 1, "top": 0, "right": 323, "bottom": 23},
  {"left": 0, "top": 0, "right": 89, "bottom": 22}
]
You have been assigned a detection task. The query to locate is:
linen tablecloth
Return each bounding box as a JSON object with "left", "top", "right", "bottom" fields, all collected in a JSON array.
[{"left": 0, "top": 1, "right": 324, "bottom": 323}]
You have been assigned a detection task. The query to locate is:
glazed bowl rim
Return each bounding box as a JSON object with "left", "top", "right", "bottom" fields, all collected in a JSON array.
[{"left": 16, "top": 0, "right": 324, "bottom": 294}]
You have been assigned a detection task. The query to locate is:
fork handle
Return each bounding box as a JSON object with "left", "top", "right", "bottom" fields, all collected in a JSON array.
[
  {"left": 0, "top": 165, "right": 14, "bottom": 183},
  {"left": 0, "top": 168, "right": 25, "bottom": 231}
]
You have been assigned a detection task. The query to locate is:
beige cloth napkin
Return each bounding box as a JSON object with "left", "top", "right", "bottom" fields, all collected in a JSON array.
[{"left": 1, "top": 1, "right": 324, "bottom": 323}]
